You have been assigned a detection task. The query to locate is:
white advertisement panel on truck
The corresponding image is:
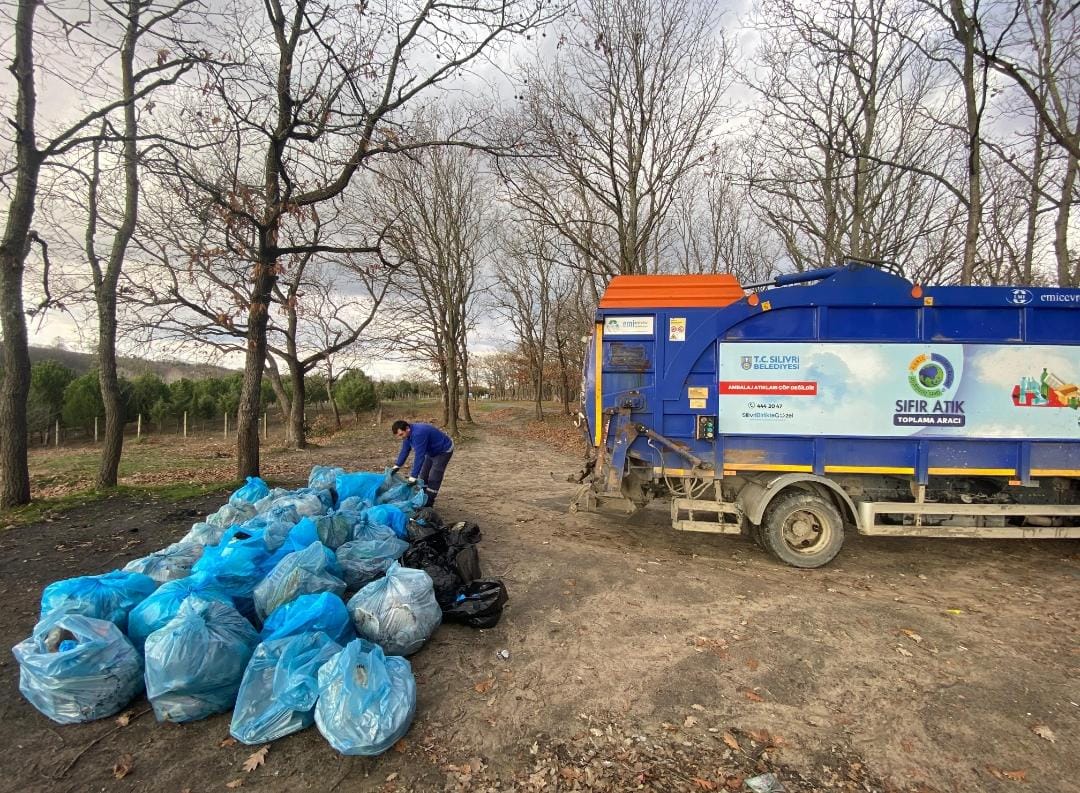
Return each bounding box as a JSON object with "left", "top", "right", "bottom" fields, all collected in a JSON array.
[{"left": 718, "top": 343, "right": 1080, "bottom": 439}]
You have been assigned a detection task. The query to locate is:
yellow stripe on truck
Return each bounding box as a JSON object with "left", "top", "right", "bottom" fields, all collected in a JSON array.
[{"left": 593, "top": 322, "right": 603, "bottom": 447}]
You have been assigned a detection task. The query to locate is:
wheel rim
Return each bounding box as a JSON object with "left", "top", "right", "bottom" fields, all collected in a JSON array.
[{"left": 781, "top": 507, "right": 833, "bottom": 554}]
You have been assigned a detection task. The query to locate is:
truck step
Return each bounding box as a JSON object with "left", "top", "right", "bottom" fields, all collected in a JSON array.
[
  {"left": 670, "top": 498, "right": 744, "bottom": 534},
  {"left": 856, "top": 501, "right": 1080, "bottom": 538}
]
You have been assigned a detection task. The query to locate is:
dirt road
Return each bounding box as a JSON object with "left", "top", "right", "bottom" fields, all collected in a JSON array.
[{"left": 1, "top": 419, "right": 1076, "bottom": 792}]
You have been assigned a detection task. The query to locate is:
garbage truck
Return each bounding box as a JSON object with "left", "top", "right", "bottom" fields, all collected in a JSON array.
[{"left": 571, "top": 261, "right": 1080, "bottom": 567}]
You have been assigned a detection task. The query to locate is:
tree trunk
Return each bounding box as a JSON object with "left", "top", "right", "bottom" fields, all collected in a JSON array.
[
  {"left": 459, "top": 336, "right": 474, "bottom": 424},
  {"left": 95, "top": 6, "right": 140, "bottom": 489},
  {"left": 236, "top": 261, "right": 275, "bottom": 477},
  {"left": 0, "top": 0, "right": 40, "bottom": 507},
  {"left": 325, "top": 369, "right": 340, "bottom": 429},
  {"left": 1055, "top": 151, "right": 1077, "bottom": 287},
  {"left": 446, "top": 342, "right": 460, "bottom": 436},
  {"left": 554, "top": 334, "right": 573, "bottom": 415},
  {"left": 438, "top": 358, "right": 450, "bottom": 427},
  {"left": 533, "top": 364, "right": 544, "bottom": 422},
  {"left": 952, "top": 0, "right": 982, "bottom": 285},
  {"left": 1023, "top": 115, "right": 1046, "bottom": 285},
  {"left": 97, "top": 308, "right": 124, "bottom": 488},
  {"left": 287, "top": 358, "right": 307, "bottom": 449}
]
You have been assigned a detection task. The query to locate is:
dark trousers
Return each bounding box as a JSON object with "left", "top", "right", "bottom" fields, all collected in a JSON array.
[{"left": 418, "top": 449, "right": 453, "bottom": 505}]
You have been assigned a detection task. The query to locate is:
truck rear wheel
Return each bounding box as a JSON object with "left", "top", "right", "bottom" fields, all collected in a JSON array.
[{"left": 761, "top": 491, "right": 844, "bottom": 568}]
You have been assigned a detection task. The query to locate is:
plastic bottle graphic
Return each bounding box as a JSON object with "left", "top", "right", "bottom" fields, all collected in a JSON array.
[{"left": 1040, "top": 368, "right": 1049, "bottom": 399}]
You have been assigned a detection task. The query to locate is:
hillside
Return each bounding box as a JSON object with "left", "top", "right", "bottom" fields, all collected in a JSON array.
[{"left": 26, "top": 345, "right": 239, "bottom": 383}]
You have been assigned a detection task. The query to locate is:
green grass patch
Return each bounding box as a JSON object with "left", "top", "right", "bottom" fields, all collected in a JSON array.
[{"left": 1, "top": 481, "right": 226, "bottom": 529}]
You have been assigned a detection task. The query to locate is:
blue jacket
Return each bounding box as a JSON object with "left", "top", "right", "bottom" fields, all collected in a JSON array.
[{"left": 395, "top": 423, "right": 453, "bottom": 478}]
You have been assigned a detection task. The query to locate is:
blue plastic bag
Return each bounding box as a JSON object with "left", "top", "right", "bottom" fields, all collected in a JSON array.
[
  {"left": 336, "top": 535, "right": 409, "bottom": 589},
  {"left": 362, "top": 505, "right": 408, "bottom": 539},
  {"left": 314, "top": 639, "right": 416, "bottom": 755},
  {"left": 230, "top": 631, "right": 342, "bottom": 744},
  {"left": 207, "top": 500, "right": 257, "bottom": 528},
  {"left": 191, "top": 526, "right": 274, "bottom": 599},
  {"left": 376, "top": 487, "right": 428, "bottom": 516},
  {"left": 40, "top": 570, "right": 156, "bottom": 633},
  {"left": 124, "top": 541, "right": 204, "bottom": 584},
  {"left": 231, "top": 476, "right": 270, "bottom": 506},
  {"left": 375, "top": 479, "right": 413, "bottom": 505},
  {"left": 335, "top": 472, "right": 384, "bottom": 504},
  {"left": 144, "top": 596, "right": 259, "bottom": 722},
  {"left": 309, "top": 465, "right": 346, "bottom": 491},
  {"left": 13, "top": 612, "right": 143, "bottom": 724},
  {"left": 127, "top": 574, "right": 234, "bottom": 651},
  {"left": 181, "top": 521, "right": 228, "bottom": 546},
  {"left": 250, "top": 505, "right": 301, "bottom": 551},
  {"left": 254, "top": 542, "right": 346, "bottom": 621},
  {"left": 267, "top": 488, "right": 328, "bottom": 517},
  {"left": 275, "top": 516, "right": 320, "bottom": 555},
  {"left": 346, "top": 563, "right": 441, "bottom": 656},
  {"left": 311, "top": 512, "right": 354, "bottom": 550},
  {"left": 260, "top": 592, "right": 355, "bottom": 646}
]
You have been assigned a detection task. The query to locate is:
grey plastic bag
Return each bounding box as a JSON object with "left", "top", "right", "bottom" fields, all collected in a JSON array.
[{"left": 346, "top": 563, "right": 441, "bottom": 656}]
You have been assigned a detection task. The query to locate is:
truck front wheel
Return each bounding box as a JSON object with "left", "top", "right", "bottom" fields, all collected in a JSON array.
[{"left": 760, "top": 491, "right": 845, "bottom": 568}]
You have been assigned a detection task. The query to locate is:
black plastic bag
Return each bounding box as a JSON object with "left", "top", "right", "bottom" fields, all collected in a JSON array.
[
  {"left": 443, "top": 579, "right": 508, "bottom": 629},
  {"left": 400, "top": 526, "right": 481, "bottom": 609},
  {"left": 405, "top": 507, "right": 444, "bottom": 543}
]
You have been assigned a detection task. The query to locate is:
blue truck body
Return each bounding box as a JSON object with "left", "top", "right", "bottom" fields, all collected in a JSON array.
[{"left": 574, "top": 264, "right": 1080, "bottom": 566}]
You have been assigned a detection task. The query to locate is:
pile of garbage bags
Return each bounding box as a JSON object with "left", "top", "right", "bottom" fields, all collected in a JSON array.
[{"left": 12, "top": 465, "right": 508, "bottom": 757}]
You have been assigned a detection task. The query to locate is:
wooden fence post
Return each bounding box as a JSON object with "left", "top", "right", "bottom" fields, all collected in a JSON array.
[
  {"left": 94, "top": 416, "right": 99, "bottom": 443},
  {"left": 183, "top": 411, "right": 188, "bottom": 438},
  {"left": 137, "top": 413, "right": 142, "bottom": 440},
  {"left": 55, "top": 419, "right": 60, "bottom": 448},
  {"left": 224, "top": 413, "right": 229, "bottom": 439}
]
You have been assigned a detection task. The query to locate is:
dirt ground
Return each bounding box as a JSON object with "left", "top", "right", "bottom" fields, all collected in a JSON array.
[{"left": 1, "top": 413, "right": 1077, "bottom": 793}]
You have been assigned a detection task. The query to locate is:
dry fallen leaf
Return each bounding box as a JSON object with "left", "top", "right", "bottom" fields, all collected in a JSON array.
[
  {"left": 242, "top": 745, "right": 268, "bottom": 773},
  {"left": 747, "top": 729, "right": 774, "bottom": 745},
  {"left": 722, "top": 732, "right": 740, "bottom": 751},
  {"left": 987, "top": 766, "right": 1027, "bottom": 782},
  {"left": 746, "top": 658, "right": 760, "bottom": 671},
  {"left": 393, "top": 739, "right": 409, "bottom": 753},
  {"left": 901, "top": 629, "right": 923, "bottom": 644},
  {"left": 724, "top": 776, "right": 744, "bottom": 791},
  {"left": 896, "top": 646, "right": 914, "bottom": 657},
  {"left": 225, "top": 779, "right": 244, "bottom": 789},
  {"left": 115, "top": 710, "right": 134, "bottom": 727},
  {"left": 473, "top": 676, "right": 495, "bottom": 695},
  {"left": 743, "top": 689, "right": 765, "bottom": 703},
  {"left": 219, "top": 736, "right": 238, "bottom": 748},
  {"left": 692, "top": 778, "right": 717, "bottom": 791},
  {"left": 112, "top": 754, "right": 134, "bottom": 780},
  {"left": 385, "top": 772, "right": 398, "bottom": 782},
  {"left": 684, "top": 715, "right": 699, "bottom": 728},
  {"left": 1031, "top": 725, "right": 1056, "bottom": 743}
]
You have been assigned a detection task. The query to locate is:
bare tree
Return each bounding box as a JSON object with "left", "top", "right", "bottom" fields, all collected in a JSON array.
[
  {"left": 669, "top": 160, "right": 781, "bottom": 284},
  {"left": 132, "top": 0, "right": 551, "bottom": 476},
  {"left": 497, "top": 0, "right": 732, "bottom": 277},
  {"left": 744, "top": 0, "right": 967, "bottom": 280},
  {"left": 377, "top": 121, "right": 491, "bottom": 436},
  {"left": 493, "top": 224, "right": 558, "bottom": 421},
  {"left": 0, "top": 0, "right": 198, "bottom": 505}
]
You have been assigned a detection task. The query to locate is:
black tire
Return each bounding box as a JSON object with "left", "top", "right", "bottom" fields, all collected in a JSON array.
[{"left": 760, "top": 490, "right": 845, "bottom": 568}]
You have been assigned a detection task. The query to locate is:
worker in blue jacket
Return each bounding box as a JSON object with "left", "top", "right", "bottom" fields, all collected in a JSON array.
[{"left": 390, "top": 420, "right": 454, "bottom": 506}]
